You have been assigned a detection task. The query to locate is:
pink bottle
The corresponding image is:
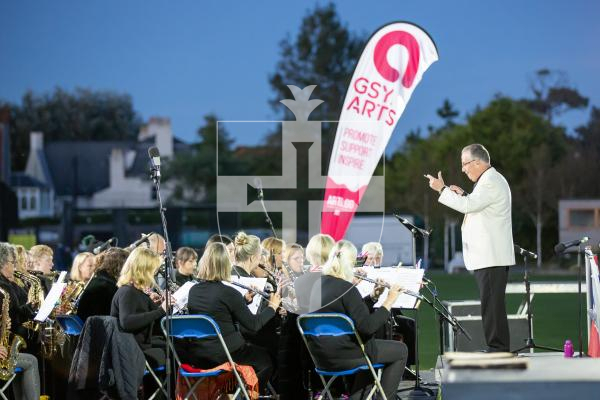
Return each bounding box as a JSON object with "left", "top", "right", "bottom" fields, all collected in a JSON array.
[{"left": 564, "top": 340, "right": 574, "bottom": 358}]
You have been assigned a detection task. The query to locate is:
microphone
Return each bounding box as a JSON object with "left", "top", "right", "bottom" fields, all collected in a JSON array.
[
  {"left": 93, "top": 237, "right": 116, "bottom": 255},
  {"left": 127, "top": 233, "right": 152, "bottom": 251},
  {"left": 554, "top": 236, "right": 589, "bottom": 254},
  {"left": 392, "top": 211, "right": 432, "bottom": 237},
  {"left": 254, "top": 177, "right": 264, "bottom": 200},
  {"left": 514, "top": 244, "right": 537, "bottom": 260},
  {"left": 148, "top": 146, "right": 161, "bottom": 178}
]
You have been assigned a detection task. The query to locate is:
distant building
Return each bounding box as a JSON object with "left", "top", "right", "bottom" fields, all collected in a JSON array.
[
  {"left": 559, "top": 199, "right": 600, "bottom": 246},
  {"left": 11, "top": 117, "right": 190, "bottom": 219}
]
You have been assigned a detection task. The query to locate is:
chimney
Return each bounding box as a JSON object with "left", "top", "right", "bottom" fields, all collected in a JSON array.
[
  {"left": 109, "top": 148, "right": 125, "bottom": 186},
  {"left": 138, "top": 117, "right": 174, "bottom": 158}
]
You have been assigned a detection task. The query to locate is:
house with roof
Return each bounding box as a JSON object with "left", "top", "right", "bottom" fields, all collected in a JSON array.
[{"left": 12, "top": 117, "right": 189, "bottom": 219}]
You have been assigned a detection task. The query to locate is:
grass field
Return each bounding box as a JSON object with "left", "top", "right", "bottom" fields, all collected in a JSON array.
[{"left": 413, "top": 271, "right": 587, "bottom": 370}]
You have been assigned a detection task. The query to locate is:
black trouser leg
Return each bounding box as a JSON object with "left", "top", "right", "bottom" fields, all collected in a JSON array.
[
  {"left": 474, "top": 266, "right": 510, "bottom": 351},
  {"left": 350, "top": 340, "right": 408, "bottom": 400}
]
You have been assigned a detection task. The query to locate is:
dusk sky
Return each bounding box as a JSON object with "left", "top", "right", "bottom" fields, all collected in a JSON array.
[{"left": 2, "top": 0, "right": 598, "bottom": 152}]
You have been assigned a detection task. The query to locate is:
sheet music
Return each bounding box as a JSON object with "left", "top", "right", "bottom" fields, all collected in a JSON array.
[
  {"left": 226, "top": 277, "right": 268, "bottom": 314},
  {"left": 57, "top": 271, "right": 67, "bottom": 283},
  {"left": 34, "top": 282, "right": 67, "bottom": 322},
  {"left": 172, "top": 281, "right": 196, "bottom": 313},
  {"left": 356, "top": 267, "right": 424, "bottom": 309}
]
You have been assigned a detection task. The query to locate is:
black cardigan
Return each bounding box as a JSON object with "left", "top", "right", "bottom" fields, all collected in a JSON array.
[
  {"left": 307, "top": 275, "right": 390, "bottom": 370},
  {"left": 110, "top": 285, "right": 165, "bottom": 350},
  {"left": 186, "top": 280, "right": 275, "bottom": 360},
  {"left": 76, "top": 270, "right": 117, "bottom": 321},
  {"left": 0, "top": 275, "right": 32, "bottom": 339}
]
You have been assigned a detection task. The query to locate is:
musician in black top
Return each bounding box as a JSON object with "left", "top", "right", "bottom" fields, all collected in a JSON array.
[
  {"left": 173, "top": 247, "right": 198, "bottom": 287},
  {"left": 77, "top": 247, "right": 129, "bottom": 321},
  {"left": 309, "top": 240, "right": 407, "bottom": 400},
  {"left": 186, "top": 242, "right": 281, "bottom": 391},
  {"left": 110, "top": 247, "right": 170, "bottom": 366},
  {"left": 0, "top": 242, "right": 41, "bottom": 400}
]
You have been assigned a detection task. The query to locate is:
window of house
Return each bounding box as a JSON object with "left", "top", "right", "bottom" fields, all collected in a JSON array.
[
  {"left": 30, "top": 192, "right": 37, "bottom": 211},
  {"left": 569, "top": 209, "right": 596, "bottom": 228},
  {"left": 21, "top": 195, "right": 27, "bottom": 211}
]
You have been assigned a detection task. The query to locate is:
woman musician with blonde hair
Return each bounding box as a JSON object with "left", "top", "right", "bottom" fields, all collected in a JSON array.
[
  {"left": 185, "top": 242, "right": 281, "bottom": 392},
  {"left": 69, "top": 252, "right": 95, "bottom": 283},
  {"left": 309, "top": 240, "right": 408, "bottom": 400},
  {"left": 110, "top": 247, "right": 171, "bottom": 367}
]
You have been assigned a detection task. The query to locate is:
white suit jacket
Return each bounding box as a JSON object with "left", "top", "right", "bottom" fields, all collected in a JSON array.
[{"left": 439, "top": 167, "right": 515, "bottom": 270}]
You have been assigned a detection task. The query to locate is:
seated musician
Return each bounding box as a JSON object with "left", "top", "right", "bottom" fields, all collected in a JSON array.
[
  {"left": 231, "top": 232, "right": 262, "bottom": 278},
  {"left": 206, "top": 234, "right": 235, "bottom": 261},
  {"left": 77, "top": 248, "right": 129, "bottom": 321},
  {"left": 361, "top": 242, "right": 383, "bottom": 267},
  {"left": 284, "top": 243, "right": 305, "bottom": 278},
  {"left": 69, "top": 252, "right": 95, "bottom": 283},
  {"left": 0, "top": 243, "right": 41, "bottom": 400},
  {"left": 110, "top": 247, "right": 170, "bottom": 367},
  {"left": 174, "top": 247, "right": 198, "bottom": 287},
  {"left": 294, "top": 233, "right": 335, "bottom": 313},
  {"left": 186, "top": 242, "right": 281, "bottom": 391},
  {"left": 309, "top": 240, "right": 408, "bottom": 400},
  {"left": 28, "top": 245, "right": 55, "bottom": 294}
]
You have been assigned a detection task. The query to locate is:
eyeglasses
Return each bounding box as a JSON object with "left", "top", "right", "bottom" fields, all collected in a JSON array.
[{"left": 461, "top": 159, "right": 476, "bottom": 168}]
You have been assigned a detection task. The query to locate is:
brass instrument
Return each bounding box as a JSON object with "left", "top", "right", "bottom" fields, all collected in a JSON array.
[
  {"left": 14, "top": 270, "right": 44, "bottom": 332},
  {"left": 0, "top": 288, "right": 26, "bottom": 380},
  {"left": 56, "top": 279, "right": 87, "bottom": 315}
]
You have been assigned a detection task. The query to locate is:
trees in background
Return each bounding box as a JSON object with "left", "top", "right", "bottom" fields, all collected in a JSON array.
[{"left": 1, "top": 88, "right": 141, "bottom": 170}]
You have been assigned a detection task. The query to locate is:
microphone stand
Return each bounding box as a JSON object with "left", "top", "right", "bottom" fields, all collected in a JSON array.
[
  {"left": 150, "top": 164, "right": 173, "bottom": 399},
  {"left": 421, "top": 279, "right": 472, "bottom": 356},
  {"left": 513, "top": 250, "right": 561, "bottom": 354},
  {"left": 258, "top": 190, "right": 278, "bottom": 238},
  {"left": 393, "top": 213, "right": 431, "bottom": 267},
  {"left": 577, "top": 244, "right": 584, "bottom": 357}
]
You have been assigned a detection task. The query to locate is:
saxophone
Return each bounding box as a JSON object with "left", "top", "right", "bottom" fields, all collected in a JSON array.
[
  {"left": 14, "top": 271, "right": 44, "bottom": 332},
  {"left": 0, "top": 288, "right": 26, "bottom": 380}
]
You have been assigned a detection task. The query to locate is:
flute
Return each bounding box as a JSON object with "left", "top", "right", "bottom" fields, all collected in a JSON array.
[
  {"left": 354, "top": 273, "right": 425, "bottom": 300},
  {"left": 230, "top": 280, "right": 273, "bottom": 301}
]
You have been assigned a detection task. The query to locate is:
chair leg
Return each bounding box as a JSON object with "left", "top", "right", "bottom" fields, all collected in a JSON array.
[
  {"left": 370, "top": 369, "right": 387, "bottom": 400},
  {"left": 0, "top": 373, "right": 16, "bottom": 400},
  {"left": 320, "top": 376, "right": 337, "bottom": 400},
  {"left": 185, "top": 377, "right": 203, "bottom": 400}
]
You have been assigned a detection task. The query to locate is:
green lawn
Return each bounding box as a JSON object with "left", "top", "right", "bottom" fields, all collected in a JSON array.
[{"left": 413, "top": 271, "right": 587, "bottom": 370}]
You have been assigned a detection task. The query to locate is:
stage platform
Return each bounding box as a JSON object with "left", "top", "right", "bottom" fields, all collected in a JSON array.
[{"left": 438, "top": 352, "right": 600, "bottom": 400}]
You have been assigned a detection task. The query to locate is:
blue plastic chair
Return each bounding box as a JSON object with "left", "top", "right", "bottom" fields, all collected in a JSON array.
[
  {"left": 0, "top": 366, "right": 23, "bottom": 400},
  {"left": 297, "top": 313, "right": 387, "bottom": 400},
  {"left": 161, "top": 315, "right": 250, "bottom": 400},
  {"left": 55, "top": 315, "right": 84, "bottom": 335},
  {"left": 143, "top": 362, "right": 167, "bottom": 400}
]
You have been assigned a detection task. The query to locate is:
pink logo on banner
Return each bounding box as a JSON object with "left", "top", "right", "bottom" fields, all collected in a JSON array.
[{"left": 374, "top": 31, "right": 420, "bottom": 87}]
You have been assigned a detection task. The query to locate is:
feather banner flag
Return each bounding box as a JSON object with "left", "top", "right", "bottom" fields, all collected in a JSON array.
[{"left": 321, "top": 22, "right": 439, "bottom": 240}]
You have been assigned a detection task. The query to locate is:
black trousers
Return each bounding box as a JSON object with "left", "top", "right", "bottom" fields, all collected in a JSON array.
[
  {"left": 474, "top": 266, "right": 510, "bottom": 351},
  {"left": 350, "top": 339, "right": 408, "bottom": 400}
]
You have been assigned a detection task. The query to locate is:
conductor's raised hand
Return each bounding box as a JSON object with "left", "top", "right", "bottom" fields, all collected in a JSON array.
[{"left": 424, "top": 171, "right": 446, "bottom": 193}]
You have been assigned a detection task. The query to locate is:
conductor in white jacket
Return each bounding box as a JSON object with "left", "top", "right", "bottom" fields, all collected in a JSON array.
[{"left": 426, "top": 144, "right": 515, "bottom": 352}]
